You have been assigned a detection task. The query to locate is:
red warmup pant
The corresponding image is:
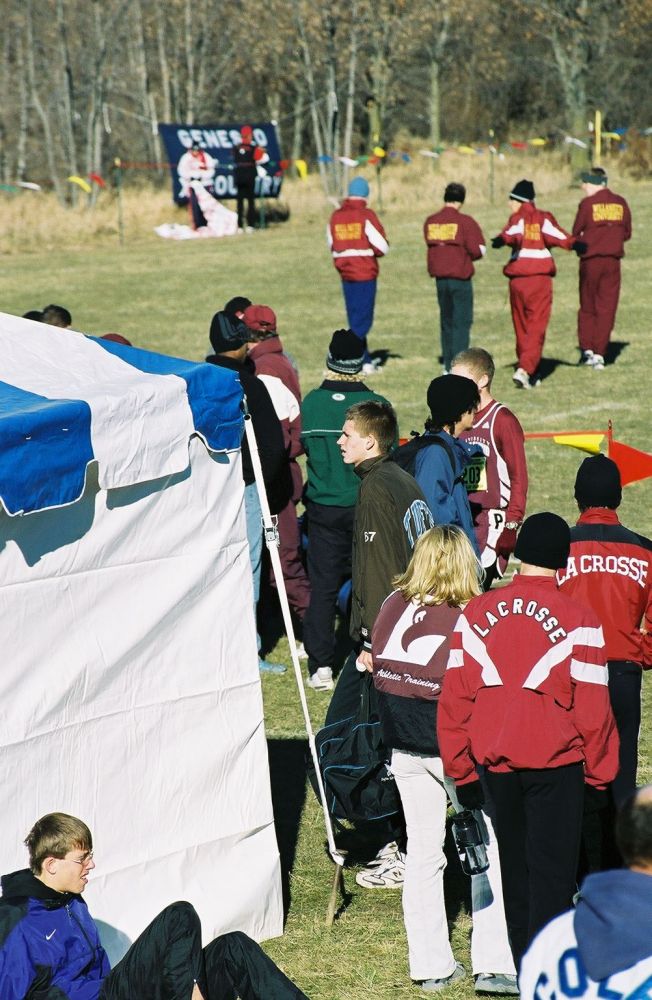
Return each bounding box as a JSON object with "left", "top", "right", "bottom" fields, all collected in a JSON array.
[
  {"left": 271, "top": 498, "right": 311, "bottom": 618},
  {"left": 508, "top": 275, "right": 552, "bottom": 375},
  {"left": 577, "top": 257, "right": 621, "bottom": 357}
]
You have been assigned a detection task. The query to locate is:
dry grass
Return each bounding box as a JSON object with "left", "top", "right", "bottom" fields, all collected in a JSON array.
[{"left": 0, "top": 147, "right": 629, "bottom": 255}]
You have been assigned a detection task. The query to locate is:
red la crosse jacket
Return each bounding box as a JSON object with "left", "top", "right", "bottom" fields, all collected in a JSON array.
[
  {"left": 437, "top": 575, "right": 619, "bottom": 788},
  {"left": 557, "top": 508, "right": 652, "bottom": 667}
]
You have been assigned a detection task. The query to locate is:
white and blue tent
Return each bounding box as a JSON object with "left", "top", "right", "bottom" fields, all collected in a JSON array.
[{"left": 0, "top": 313, "right": 283, "bottom": 957}]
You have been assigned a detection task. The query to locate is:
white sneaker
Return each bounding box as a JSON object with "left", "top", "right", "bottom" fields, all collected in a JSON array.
[
  {"left": 580, "top": 349, "right": 594, "bottom": 365},
  {"left": 419, "top": 962, "right": 466, "bottom": 992},
  {"left": 591, "top": 353, "right": 605, "bottom": 370},
  {"left": 355, "top": 847, "right": 405, "bottom": 888},
  {"left": 306, "top": 667, "right": 334, "bottom": 691},
  {"left": 364, "top": 841, "right": 399, "bottom": 867},
  {"left": 245, "top": 226, "right": 254, "bottom": 234},
  {"left": 295, "top": 642, "right": 308, "bottom": 660},
  {"left": 512, "top": 367, "right": 530, "bottom": 389},
  {"left": 361, "top": 361, "right": 381, "bottom": 376}
]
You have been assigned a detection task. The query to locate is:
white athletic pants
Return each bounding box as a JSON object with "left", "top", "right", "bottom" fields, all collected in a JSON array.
[
  {"left": 391, "top": 750, "right": 457, "bottom": 981},
  {"left": 445, "top": 778, "right": 516, "bottom": 976}
]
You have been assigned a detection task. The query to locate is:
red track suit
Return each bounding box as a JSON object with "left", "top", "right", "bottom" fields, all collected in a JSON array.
[
  {"left": 437, "top": 574, "right": 618, "bottom": 966},
  {"left": 557, "top": 508, "right": 652, "bottom": 805},
  {"left": 459, "top": 400, "right": 528, "bottom": 574},
  {"left": 249, "top": 338, "right": 310, "bottom": 618},
  {"left": 572, "top": 189, "right": 632, "bottom": 358},
  {"left": 500, "top": 203, "right": 574, "bottom": 375}
]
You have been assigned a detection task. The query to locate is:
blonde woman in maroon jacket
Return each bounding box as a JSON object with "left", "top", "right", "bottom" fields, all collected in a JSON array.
[{"left": 372, "top": 526, "right": 517, "bottom": 995}]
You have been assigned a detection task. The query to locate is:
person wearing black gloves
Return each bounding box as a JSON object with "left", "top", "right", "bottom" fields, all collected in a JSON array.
[{"left": 438, "top": 512, "right": 619, "bottom": 970}]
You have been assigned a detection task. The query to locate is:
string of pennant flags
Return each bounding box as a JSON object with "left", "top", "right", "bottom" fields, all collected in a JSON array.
[{"left": 1, "top": 126, "right": 642, "bottom": 195}]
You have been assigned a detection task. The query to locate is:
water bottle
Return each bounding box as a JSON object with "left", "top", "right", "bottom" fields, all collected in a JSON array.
[{"left": 451, "top": 809, "right": 489, "bottom": 876}]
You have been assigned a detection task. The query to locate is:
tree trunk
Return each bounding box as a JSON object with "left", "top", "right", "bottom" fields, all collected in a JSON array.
[
  {"left": 342, "top": 0, "right": 359, "bottom": 195},
  {"left": 25, "top": 0, "right": 63, "bottom": 200},
  {"left": 154, "top": 0, "right": 172, "bottom": 122},
  {"left": 184, "top": 0, "right": 195, "bottom": 121},
  {"left": 293, "top": 0, "right": 329, "bottom": 194},
  {"left": 16, "top": 34, "right": 29, "bottom": 181},
  {"left": 131, "top": 0, "right": 156, "bottom": 163},
  {"left": 55, "top": 0, "right": 78, "bottom": 191},
  {"left": 290, "top": 89, "right": 304, "bottom": 164}
]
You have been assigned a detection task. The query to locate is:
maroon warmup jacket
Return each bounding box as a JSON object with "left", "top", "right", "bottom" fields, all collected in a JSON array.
[
  {"left": 423, "top": 206, "right": 486, "bottom": 279},
  {"left": 572, "top": 189, "right": 632, "bottom": 259}
]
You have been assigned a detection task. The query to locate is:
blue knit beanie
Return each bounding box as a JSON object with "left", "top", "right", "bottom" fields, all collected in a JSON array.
[{"left": 348, "top": 177, "right": 369, "bottom": 198}]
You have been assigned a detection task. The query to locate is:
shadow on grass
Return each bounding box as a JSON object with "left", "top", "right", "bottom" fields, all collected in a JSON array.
[
  {"left": 267, "top": 737, "right": 308, "bottom": 920},
  {"left": 605, "top": 340, "right": 629, "bottom": 365},
  {"left": 369, "top": 348, "right": 402, "bottom": 368}
]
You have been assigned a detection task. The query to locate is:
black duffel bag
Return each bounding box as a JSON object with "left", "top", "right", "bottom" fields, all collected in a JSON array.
[{"left": 307, "top": 673, "right": 401, "bottom": 824}]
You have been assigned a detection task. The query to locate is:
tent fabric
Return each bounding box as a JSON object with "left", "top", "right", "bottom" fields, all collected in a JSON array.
[
  {"left": 0, "top": 313, "right": 244, "bottom": 515},
  {"left": 0, "top": 437, "right": 283, "bottom": 954}
]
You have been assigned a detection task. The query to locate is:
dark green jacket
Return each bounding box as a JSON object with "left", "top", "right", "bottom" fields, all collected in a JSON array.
[
  {"left": 351, "top": 455, "right": 434, "bottom": 649},
  {"left": 301, "top": 380, "right": 390, "bottom": 507}
]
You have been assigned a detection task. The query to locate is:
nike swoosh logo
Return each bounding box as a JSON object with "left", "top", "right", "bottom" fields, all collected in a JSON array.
[{"left": 46, "top": 930, "right": 57, "bottom": 940}]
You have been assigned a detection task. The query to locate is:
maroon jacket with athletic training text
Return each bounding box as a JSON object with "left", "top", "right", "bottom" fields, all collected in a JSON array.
[
  {"left": 572, "top": 189, "right": 632, "bottom": 260},
  {"left": 437, "top": 574, "right": 619, "bottom": 788},
  {"left": 423, "top": 205, "right": 486, "bottom": 280},
  {"left": 557, "top": 508, "right": 652, "bottom": 667},
  {"left": 327, "top": 198, "right": 388, "bottom": 281}
]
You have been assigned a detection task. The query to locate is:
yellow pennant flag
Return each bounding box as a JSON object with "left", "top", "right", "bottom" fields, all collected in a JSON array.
[
  {"left": 373, "top": 145, "right": 386, "bottom": 158},
  {"left": 553, "top": 433, "right": 604, "bottom": 455},
  {"left": 457, "top": 145, "right": 476, "bottom": 154},
  {"left": 529, "top": 137, "right": 547, "bottom": 147},
  {"left": 67, "top": 175, "right": 92, "bottom": 193},
  {"left": 294, "top": 159, "right": 308, "bottom": 180}
]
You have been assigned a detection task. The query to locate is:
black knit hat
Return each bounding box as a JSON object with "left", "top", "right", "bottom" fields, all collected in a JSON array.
[
  {"left": 510, "top": 179, "right": 535, "bottom": 202},
  {"left": 426, "top": 374, "right": 480, "bottom": 429},
  {"left": 574, "top": 454, "right": 622, "bottom": 509},
  {"left": 224, "top": 296, "right": 252, "bottom": 320},
  {"left": 514, "top": 512, "right": 570, "bottom": 570},
  {"left": 209, "top": 311, "right": 252, "bottom": 354},
  {"left": 327, "top": 329, "right": 364, "bottom": 375}
]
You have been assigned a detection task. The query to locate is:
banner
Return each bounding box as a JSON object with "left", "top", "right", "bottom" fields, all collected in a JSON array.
[{"left": 159, "top": 122, "right": 283, "bottom": 204}]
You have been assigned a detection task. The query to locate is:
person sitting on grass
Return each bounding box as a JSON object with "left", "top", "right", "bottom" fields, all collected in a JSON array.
[{"left": 0, "top": 811, "right": 308, "bottom": 1000}]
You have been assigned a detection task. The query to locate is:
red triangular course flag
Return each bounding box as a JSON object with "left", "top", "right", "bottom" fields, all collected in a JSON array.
[{"left": 608, "top": 438, "right": 652, "bottom": 487}]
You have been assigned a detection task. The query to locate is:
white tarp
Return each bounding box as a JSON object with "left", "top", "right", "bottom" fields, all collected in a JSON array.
[{"left": 0, "top": 320, "right": 283, "bottom": 959}]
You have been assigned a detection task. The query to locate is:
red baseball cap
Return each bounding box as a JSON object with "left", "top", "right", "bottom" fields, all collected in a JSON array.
[{"left": 243, "top": 304, "right": 277, "bottom": 333}]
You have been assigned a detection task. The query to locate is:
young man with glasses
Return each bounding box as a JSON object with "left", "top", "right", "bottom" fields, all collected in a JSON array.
[{"left": 0, "top": 812, "right": 307, "bottom": 999}]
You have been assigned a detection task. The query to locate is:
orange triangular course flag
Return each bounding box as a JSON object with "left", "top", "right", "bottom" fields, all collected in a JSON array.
[
  {"left": 553, "top": 433, "right": 604, "bottom": 455},
  {"left": 608, "top": 438, "right": 652, "bottom": 487}
]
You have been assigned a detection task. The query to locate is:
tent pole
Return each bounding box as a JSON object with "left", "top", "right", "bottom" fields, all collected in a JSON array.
[{"left": 243, "top": 415, "right": 347, "bottom": 919}]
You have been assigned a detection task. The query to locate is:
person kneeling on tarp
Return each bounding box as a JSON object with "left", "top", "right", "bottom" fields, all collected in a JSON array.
[{"left": 0, "top": 812, "right": 309, "bottom": 1000}]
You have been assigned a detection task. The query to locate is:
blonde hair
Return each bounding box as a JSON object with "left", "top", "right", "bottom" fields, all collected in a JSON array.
[
  {"left": 25, "top": 812, "right": 92, "bottom": 875},
  {"left": 393, "top": 525, "right": 482, "bottom": 606}
]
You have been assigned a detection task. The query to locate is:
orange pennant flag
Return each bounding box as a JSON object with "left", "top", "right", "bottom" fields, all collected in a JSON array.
[{"left": 608, "top": 438, "right": 652, "bottom": 487}]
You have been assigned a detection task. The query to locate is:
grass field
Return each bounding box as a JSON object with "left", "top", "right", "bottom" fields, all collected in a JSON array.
[{"left": 1, "top": 155, "right": 650, "bottom": 998}]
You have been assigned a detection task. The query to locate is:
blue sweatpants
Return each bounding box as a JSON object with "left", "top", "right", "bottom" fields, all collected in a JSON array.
[{"left": 342, "top": 279, "right": 377, "bottom": 362}]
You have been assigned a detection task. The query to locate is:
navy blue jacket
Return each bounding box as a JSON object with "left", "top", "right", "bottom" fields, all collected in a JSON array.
[
  {"left": 0, "top": 869, "right": 110, "bottom": 999},
  {"left": 414, "top": 430, "right": 481, "bottom": 555}
]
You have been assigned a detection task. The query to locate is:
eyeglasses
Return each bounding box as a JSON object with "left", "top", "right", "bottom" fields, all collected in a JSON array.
[{"left": 66, "top": 851, "right": 94, "bottom": 866}]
